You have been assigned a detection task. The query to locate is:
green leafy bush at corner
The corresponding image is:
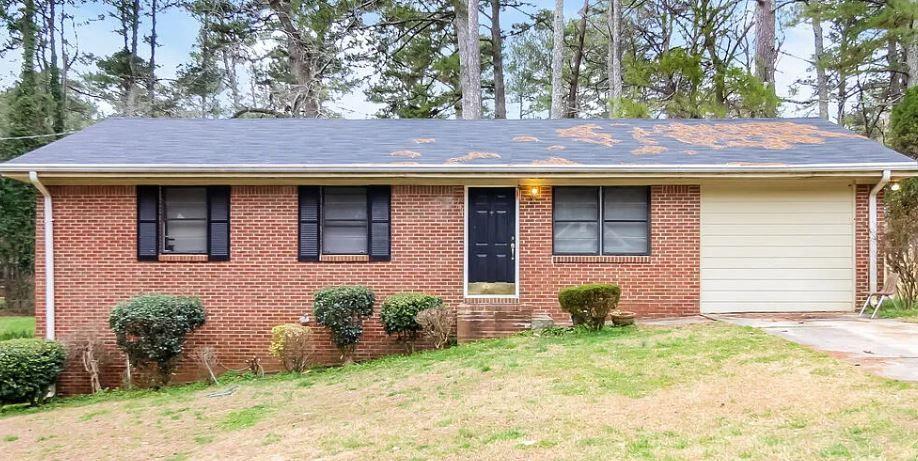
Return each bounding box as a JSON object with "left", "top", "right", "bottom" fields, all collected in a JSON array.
[
  {"left": 558, "top": 284, "right": 622, "bottom": 331},
  {"left": 380, "top": 293, "right": 443, "bottom": 352},
  {"left": 0, "top": 338, "right": 67, "bottom": 405},
  {"left": 109, "top": 294, "right": 206, "bottom": 387},
  {"left": 313, "top": 285, "right": 375, "bottom": 363},
  {"left": 269, "top": 324, "right": 313, "bottom": 372}
]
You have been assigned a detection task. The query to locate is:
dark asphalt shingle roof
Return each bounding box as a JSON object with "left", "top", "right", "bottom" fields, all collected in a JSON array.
[{"left": 3, "top": 117, "right": 915, "bottom": 171}]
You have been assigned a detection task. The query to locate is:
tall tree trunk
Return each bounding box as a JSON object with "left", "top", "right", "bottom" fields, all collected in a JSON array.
[
  {"left": 887, "top": 37, "right": 902, "bottom": 102},
  {"left": 908, "top": 19, "right": 918, "bottom": 88},
  {"left": 47, "top": 0, "right": 64, "bottom": 132},
  {"left": 148, "top": 0, "right": 157, "bottom": 115},
  {"left": 453, "top": 0, "right": 471, "bottom": 118},
  {"left": 125, "top": 0, "right": 141, "bottom": 116},
  {"left": 811, "top": 8, "right": 828, "bottom": 119},
  {"left": 607, "top": 0, "right": 621, "bottom": 117},
  {"left": 269, "top": 0, "right": 320, "bottom": 117},
  {"left": 837, "top": 21, "right": 851, "bottom": 123},
  {"left": 59, "top": 0, "right": 69, "bottom": 123},
  {"left": 223, "top": 50, "right": 242, "bottom": 111},
  {"left": 465, "top": 0, "right": 482, "bottom": 119},
  {"left": 754, "top": 0, "right": 776, "bottom": 86},
  {"left": 550, "top": 0, "right": 565, "bottom": 119},
  {"left": 566, "top": 0, "right": 589, "bottom": 118},
  {"left": 490, "top": 0, "right": 506, "bottom": 119}
]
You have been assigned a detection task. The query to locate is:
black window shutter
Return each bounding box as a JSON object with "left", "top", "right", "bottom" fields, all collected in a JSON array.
[
  {"left": 298, "top": 186, "right": 320, "bottom": 261},
  {"left": 137, "top": 186, "right": 160, "bottom": 261},
  {"left": 207, "top": 186, "right": 231, "bottom": 261},
  {"left": 368, "top": 186, "right": 391, "bottom": 261}
]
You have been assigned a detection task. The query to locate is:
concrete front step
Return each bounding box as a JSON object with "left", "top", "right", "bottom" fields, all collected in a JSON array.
[{"left": 456, "top": 301, "right": 533, "bottom": 343}]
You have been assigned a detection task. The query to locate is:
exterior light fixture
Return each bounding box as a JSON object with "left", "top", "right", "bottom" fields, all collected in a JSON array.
[
  {"left": 528, "top": 186, "right": 541, "bottom": 199},
  {"left": 890, "top": 182, "right": 901, "bottom": 191}
]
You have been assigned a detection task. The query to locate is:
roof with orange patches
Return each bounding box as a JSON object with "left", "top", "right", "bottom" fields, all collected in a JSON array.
[
  {"left": 4, "top": 118, "right": 914, "bottom": 174},
  {"left": 446, "top": 151, "right": 501, "bottom": 164}
]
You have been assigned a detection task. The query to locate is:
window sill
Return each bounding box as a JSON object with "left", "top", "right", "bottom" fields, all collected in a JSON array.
[
  {"left": 552, "top": 255, "right": 651, "bottom": 264},
  {"left": 158, "top": 254, "right": 209, "bottom": 263},
  {"left": 319, "top": 254, "right": 370, "bottom": 263}
]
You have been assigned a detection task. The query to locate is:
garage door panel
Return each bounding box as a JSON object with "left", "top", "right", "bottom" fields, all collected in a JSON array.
[
  {"left": 703, "top": 290, "right": 853, "bottom": 303},
  {"left": 702, "top": 234, "right": 852, "bottom": 247},
  {"left": 702, "top": 201, "right": 854, "bottom": 214},
  {"left": 702, "top": 246, "right": 851, "bottom": 259},
  {"left": 701, "top": 182, "right": 855, "bottom": 313},
  {"left": 703, "top": 223, "right": 852, "bottom": 236},
  {"left": 703, "top": 212, "right": 852, "bottom": 225},
  {"left": 702, "top": 278, "right": 853, "bottom": 292},
  {"left": 701, "top": 257, "right": 852, "bottom": 269},
  {"left": 702, "top": 302, "right": 851, "bottom": 313},
  {"left": 702, "top": 268, "right": 853, "bottom": 280}
]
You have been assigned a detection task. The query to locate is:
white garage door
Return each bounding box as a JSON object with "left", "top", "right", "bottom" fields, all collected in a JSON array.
[{"left": 700, "top": 182, "right": 855, "bottom": 313}]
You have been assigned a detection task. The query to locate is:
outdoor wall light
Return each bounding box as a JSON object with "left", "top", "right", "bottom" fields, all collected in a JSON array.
[
  {"left": 890, "top": 182, "right": 901, "bottom": 191},
  {"left": 527, "top": 185, "right": 541, "bottom": 199}
]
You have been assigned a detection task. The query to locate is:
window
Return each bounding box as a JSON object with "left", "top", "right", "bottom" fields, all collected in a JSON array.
[
  {"left": 162, "top": 187, "right": 208, "bottom": 253},
  {"left": 136, "top": 185, "right": 230, "bottom": 261},
  {"left": 553, "top": 186, "right": 650, "bottom": 255},
  {"left": 298, "top": 186, "right": 391, "bottom": 261},
  {"left": 322, "top": 187, "right": 369, "bottom": 255}
]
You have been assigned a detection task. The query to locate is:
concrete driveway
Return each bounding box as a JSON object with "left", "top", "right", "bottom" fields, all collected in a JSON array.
[{"left": 707, "top": 313, "right": 918, "bottom": 381}]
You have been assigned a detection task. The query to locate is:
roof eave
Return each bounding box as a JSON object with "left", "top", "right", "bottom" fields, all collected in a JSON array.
[{"left": 1, "top": 161, "right": 917, "bottom": 176}]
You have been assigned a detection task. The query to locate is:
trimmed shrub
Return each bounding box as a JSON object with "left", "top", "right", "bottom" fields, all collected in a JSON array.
[
  {"left": 0, "top": 338, "right": 67, "bottom": 405},
  {"left": 415, "top": 305, "right": 454, "bottom": 349},
  {"left": 269, "top": 324, "right": 314, "bottom": 372},
  {"left": 380, "top": 293, "right": 443, "bottom": 352},
  {"left": 313, "top": 285, "right": 375, "bottom": 363},
  {"left": 109, "top": 294, "right": 206, "bottom": 387},
  {"left": 558, "top": 284, "right": 622, "bottom": 331}
]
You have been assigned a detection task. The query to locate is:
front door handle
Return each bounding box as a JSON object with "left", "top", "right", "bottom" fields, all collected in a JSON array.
[{"left": 510, "top": 242, "right": 515, "bottom": 259}]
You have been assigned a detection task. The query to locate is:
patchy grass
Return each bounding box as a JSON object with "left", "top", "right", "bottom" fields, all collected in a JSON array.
[
  {"left": 0, "top": 316, "right": 34, "bottom": 341},
  {"left": 877, "top": 298, "right": 918, "bottom": 323},
  {"left": 0, "top": 323, "right": 915, "bottom": 460}
]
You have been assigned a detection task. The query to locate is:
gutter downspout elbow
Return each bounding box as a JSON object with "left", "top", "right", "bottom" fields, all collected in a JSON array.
[
  {"left": 28, "top": 172, "right": 54, "bottom": 341},
  {"left": 868, "top": 169, "right": 891, "bottom": 294}
]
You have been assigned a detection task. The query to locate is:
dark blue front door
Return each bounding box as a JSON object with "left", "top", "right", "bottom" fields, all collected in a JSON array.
[{"left": 468, "top": 187, "right": 516, "bottom": 284}]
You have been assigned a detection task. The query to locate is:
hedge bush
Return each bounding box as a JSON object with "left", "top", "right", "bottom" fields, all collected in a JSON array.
[
  {"left": 380, "top": 293, "right": 443, "bottom": 352},
  {"left": 109, "top": 294, "right": 206, "bottom": 387},
  {"left": 313, "top": 285, "right": 375, "bottom": 363},
  {"left": 269, "top": 324, "right": 314, "bottom": 372},
  {"left": 558, "top": 284, "right": 621, "bottom": 331},
  {"left": 0, "top": 338, "right": 67, "bottom": 405}
]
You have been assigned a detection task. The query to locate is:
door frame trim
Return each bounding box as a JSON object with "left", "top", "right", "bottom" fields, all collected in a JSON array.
[{"left": 463, "top": 185, "right": 520, "bottom": 299}]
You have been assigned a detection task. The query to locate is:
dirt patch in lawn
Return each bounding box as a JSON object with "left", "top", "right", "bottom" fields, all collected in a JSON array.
[{"left": 1, "top": 323, "right": 916, "bottom": 460}]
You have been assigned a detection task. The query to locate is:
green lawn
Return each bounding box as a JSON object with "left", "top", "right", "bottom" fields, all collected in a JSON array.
[
  {"left": 877, "top": 298, "right": 918, "bottom": 323},
  {"left": 0, "top": 316, "right": 34, "bottom": 341},
  {"left": 0, "top": 323, "right": 915, "bottom": 460}
]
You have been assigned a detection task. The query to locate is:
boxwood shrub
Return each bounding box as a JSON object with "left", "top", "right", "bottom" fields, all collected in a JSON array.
[
  {"left": 109, "top": 294, "right": 206, "bottom": 387},
  {"left": 380, "top": 293, "right": 443, "bottom": 352},
  {"left": 313, "top": 285, "right": 375, "bottom": 363},
  {"left": 0, "top": 338, "right": 67, "bottom": 405},
  {"left": 558, "top": 283, "right": 621, "bottom": 331}
]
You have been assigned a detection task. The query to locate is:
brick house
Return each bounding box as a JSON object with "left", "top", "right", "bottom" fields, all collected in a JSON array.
[{"left": 1, "top": 117, "right": 916, "bottom": 394}]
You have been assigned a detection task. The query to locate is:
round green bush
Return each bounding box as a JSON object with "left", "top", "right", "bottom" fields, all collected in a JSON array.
[
  {"left": 557, "top": 284, "right": 622, "bottom": 331},
  {"left": 313, "top": 285, "right": 375, "bottom": 361},
  {"left": 0, "top": 338, "right": 67, "bottom": 405},
  {"left": 109, "top": 294, "right": 206, "bottom": 386},
  {"left": 380, "top": 293, "right": 443, "bottom": 351}
]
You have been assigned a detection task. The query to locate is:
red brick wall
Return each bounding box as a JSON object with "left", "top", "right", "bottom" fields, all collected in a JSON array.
[
  {"left": 34, "top": 182, "right": 880, "bottom": 394},
  {"left": 520, "top": 185, "right": 701, "bottom": 320},
  {"left": 854, "top": 185, "right": 884, "bottom": 307}
]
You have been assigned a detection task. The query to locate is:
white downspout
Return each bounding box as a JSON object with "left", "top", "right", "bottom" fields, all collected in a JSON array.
[
  {"left": 28, "top": 171, "right": 54, "bottom": 340},
  {"left": 868, "top": 169, "right": 891, "bottom": 294}
]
